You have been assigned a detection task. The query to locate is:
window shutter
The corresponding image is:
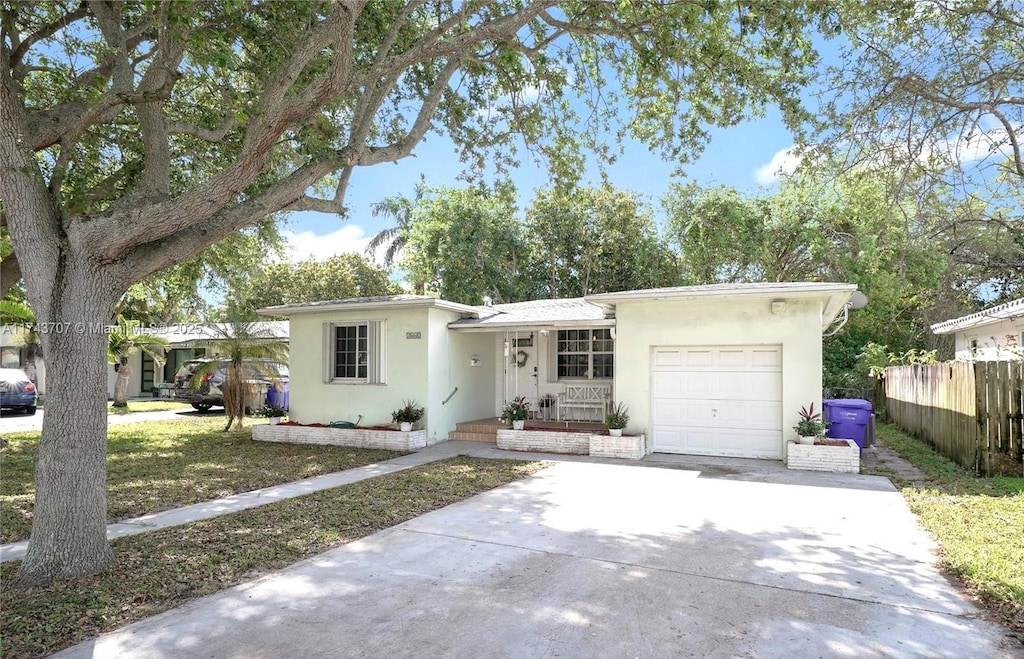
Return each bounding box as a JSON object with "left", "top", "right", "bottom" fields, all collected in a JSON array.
[
  {"left": 323, "top": 322, "right": 334, "bottom": 383},
  {"left": 368, "top": 320, "right": 386, "bottom": 384}
]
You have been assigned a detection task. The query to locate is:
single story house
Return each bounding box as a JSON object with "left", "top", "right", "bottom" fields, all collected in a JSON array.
[
  {"left": 1, "top": 321, "right": 289, "bottom": 398},
  {"left": 260, "top": 282, "right": 857, "bottom": 460},
  {"left": 931, "top": 298, "right": 1023, "bottom": 361},
  {"left": 105, "top": 321, "right": 290, "bottom": 398}
]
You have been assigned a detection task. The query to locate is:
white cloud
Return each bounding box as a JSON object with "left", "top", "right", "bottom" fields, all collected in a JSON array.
[
  {"left": 754, "top": 147, "right": 801, "bottom": 185},
  {"left": 280, "top": 225, "right": 372, "bottom": 263}
]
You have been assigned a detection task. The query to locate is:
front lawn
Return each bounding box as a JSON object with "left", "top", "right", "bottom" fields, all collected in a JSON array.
[
  {"left": 0, "top": 457, "right": 544, "bottom": 658},
  {"left": 0, "top": 417, "right": 402, "bottom": 543},
  {"left": 107, "top": 400, "right": 193, "bottom": 414},
  {"left": 868, "top": 423, "right": 1024, "bottom": 641}
]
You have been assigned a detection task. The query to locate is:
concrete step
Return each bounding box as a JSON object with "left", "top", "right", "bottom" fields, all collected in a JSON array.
[
  {"left": 448, "top": 431, "right": 497, "bottom": 443},
  {"left": 453, "top": 423, "right": 500, "bottom": 435}
]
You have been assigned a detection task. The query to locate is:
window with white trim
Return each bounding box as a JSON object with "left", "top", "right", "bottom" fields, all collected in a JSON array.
[
  {"left": 324, "top": 321, "right": 386, "bottom": 383},
  {"left": 556, "top": 328, "right": 613, "bottom": 379}
]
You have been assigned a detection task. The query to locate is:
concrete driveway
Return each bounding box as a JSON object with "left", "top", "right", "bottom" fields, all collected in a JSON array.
[{"left": 55, "top": 459, "right": 1022, "bottom": 658}]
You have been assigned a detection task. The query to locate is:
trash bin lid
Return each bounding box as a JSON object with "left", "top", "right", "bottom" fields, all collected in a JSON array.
[{"left": 824, "top": 398, "right": 873, "bottom": 410}]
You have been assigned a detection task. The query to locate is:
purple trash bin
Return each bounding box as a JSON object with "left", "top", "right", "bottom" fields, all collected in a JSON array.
[{"left": 823, "top": 399, "right": 873, "bottom": 451}]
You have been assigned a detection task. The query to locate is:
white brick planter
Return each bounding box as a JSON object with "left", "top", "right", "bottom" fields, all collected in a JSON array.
[
  {"left": 496, "top": 428, "right": 590, "bottom": 455},
  {"left": 589, "top": 434, "right": 646, "bottom": 460},
  {"left": 252, "top": 423, "right": 427, "bottom": 451},
  {"left": 786, "top": 439, "right": 860, "bottom": 473}
]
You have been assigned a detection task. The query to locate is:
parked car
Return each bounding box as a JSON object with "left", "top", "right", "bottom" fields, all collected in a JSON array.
[
  {"left": 171, "top": 359, "right": 289, "bottom": 412},
  {"left": 0, "top": 367, "right": 38, "bottom": 415}
]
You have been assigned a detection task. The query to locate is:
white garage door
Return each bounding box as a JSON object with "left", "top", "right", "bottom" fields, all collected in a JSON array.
[{"left": 651, "top": 346, "right": 782, "bottom": 459}]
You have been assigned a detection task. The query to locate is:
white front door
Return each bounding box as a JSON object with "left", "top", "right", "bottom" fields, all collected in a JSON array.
[{"left": 651, "top": 346, "right": 783, "bottom": 459}]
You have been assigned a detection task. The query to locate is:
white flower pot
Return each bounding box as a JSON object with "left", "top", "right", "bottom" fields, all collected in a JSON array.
[
  {"left": 798, "top": 435, "right": 816, "bottom": 445},
  {"left": 608, "top": 428, "right": 623, "bottom": 437},
  {"left": 512, "top": 420, "right": 526, "bottom": 430},
  {"left": 269, "top": 416, "right": 281, "bottom": 426},
  {"left": 400, "top": 421, "right": 413, "bottom": 432}
]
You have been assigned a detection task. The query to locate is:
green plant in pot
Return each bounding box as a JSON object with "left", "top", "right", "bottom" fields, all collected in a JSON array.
[
  {"left": 605, "top": 402, "right": 629, "bottom": 436},
  {"left": 794, "top": 403, "right": 826, "bottom": 444},
  {"left": 500, "top": 396, "right": 530, "bottom": 429},
  {"left": 392, "top": 399, "right": 425, "bottom": 431},
  {"left": 255, "top": 404, "right": 288, "bottom": 424}
]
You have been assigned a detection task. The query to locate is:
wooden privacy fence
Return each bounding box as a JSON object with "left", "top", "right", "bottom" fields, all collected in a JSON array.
[{"left": 884, "top": 361, "right": 1023, "bottom": 476}]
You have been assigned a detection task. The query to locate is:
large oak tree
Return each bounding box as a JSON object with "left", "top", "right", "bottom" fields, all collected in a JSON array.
[{"left": 1, "top": 0, "right": 832, "bottom": 586}]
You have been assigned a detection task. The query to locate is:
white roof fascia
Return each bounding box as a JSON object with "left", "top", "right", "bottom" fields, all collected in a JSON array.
[
  {"left": 930, "top": 298, "right": 1024, "bottom": 335},
  {"left": 448, "top": 318, "right": 616, "bottom": 332},
  {"left": 585, "top": 282, "right": 856, "bottom": 304},
  {"left": 258, "top": 297, "right": 491, "bottom": 318},
  {"left": 585, "top": 283, "right": 857, "bottom": 330}
]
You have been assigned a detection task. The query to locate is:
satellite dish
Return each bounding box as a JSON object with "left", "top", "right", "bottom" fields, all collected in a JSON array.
[{"left": 848, "top": 291, "right": 868, "bottom": 309}]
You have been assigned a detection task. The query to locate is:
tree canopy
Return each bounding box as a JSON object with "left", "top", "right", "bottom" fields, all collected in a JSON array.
[
  {"left": 4, "top": 1, "right": 839, "bottom": 585},
  {"left": 224, "top": 252, "right": 398, "bottom": 319}
]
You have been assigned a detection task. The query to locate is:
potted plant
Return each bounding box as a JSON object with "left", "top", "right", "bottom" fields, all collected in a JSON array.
[
  {"left": 794, "top": 402, "right": 826, "bottom": 444},
  {"left": 500, "top": 396, "right": 530, "bottom": 430},
  {"left": 255, "top": 404, "right": 288, "bottom": 425},
  {"left": 538, "top": 393, "right": 557, "bottom": 421},
  {"left": 605, "top": 402, "right": 629, "bottom": 437},
  {"left": 392, "top": 399, "right": 425, "bottom": 431}
]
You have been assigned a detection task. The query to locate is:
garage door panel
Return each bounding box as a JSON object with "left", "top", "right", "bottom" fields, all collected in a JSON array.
[
  {"left": 652, "top": 372, "right": 683, "bottom": 397},
  {"left": 652, "top": 346, "right": 782, "bottom": 459},
  {"left": 751, "top": 349, "right": 782, "bottom": 369},
  {"left": 654, "top": 350, "right": 682, "bottom": 368},
  {"left": 684, "top": 350, "right": 714, "bottom": 368},
  {"left": 717, "top": 429, "right": 780, "bottom": 458}
]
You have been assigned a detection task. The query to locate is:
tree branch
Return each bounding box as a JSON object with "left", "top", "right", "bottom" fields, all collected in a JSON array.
[{"left": 9, "top": 1, "right": 90, "bottom": 78}]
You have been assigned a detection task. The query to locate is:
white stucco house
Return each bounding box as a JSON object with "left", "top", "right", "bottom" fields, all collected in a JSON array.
[
  {"left": 260, "top": 282, "right": 857, "bottom": 460},
  {"left": 931, "top": 298, "right": 1024, "bottom": 361}
]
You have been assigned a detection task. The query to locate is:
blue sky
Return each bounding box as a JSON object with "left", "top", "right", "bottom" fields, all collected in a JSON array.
[{"left": 279, "top": 108, "right": 798, "bottom": 263}]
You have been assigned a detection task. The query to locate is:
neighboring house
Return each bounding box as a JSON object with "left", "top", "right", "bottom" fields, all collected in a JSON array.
[
  {"left": 2, "top": 321, "right": 290, "bottom": 398},
  {"left": 261, "top": 282, "right": 856, "bottom": 460},
  {"left": 931, "top": 298, "right": 1024, "bottom": 361},
  {"left": 105, "top": 322, "right": 290, "bottom": 398}
]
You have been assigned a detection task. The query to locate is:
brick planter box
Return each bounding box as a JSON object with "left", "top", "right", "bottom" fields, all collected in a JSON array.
[
  {"left": 589, "top": 434, "right": 646, "bottom": 460},
  {"left": 496, "top": 428, "right": 590, "bottom": 455},
  {"left": 253, "top": 423, "right": 427, "bottom": 451},
  {"left": 786, "top": 439, "right": 860, "bottom": 473}
]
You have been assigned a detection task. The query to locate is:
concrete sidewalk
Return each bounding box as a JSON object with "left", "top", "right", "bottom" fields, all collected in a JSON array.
[
  {"left": 0, "top": 441, "right": 470, "bottom": 562},
  {"left": 52, "top": 458, "right": 1023, "bottom": 658}
]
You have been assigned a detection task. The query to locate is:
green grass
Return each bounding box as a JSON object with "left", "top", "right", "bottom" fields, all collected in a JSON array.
[
  {"left": 107, "top": 400, "right": 193, "bottom": 414},
  {"left": 872, "top": 423, "right": 1024, "bottom": 640},
  {"left": 0, "top": 417, "right": 402, "bottom": 544},
  {"left": 0, "top": 457, "right": 544, "bottom": 659}
]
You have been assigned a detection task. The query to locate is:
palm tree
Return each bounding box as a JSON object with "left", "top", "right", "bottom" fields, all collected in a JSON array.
[
  {"left": 192, "top": 321, "right": 289, "bottom": 432},
  {"left": 0, "top": 299, "right": 43, "bottom": 384},
  {"left": 364, "top": 178, "right": 426, "bottom": 268},
  {"left": 107, "top": 316, "right": 169, "bottom": 407}
]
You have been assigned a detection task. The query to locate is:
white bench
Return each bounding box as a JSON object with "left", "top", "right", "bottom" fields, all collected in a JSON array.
[{"left": 557, "top": 385, "right": 611, "bottom": 422}]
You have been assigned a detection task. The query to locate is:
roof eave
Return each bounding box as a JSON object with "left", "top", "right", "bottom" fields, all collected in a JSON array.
[
  {"left": 448, "top": 318, "right": 615, "bottom": 332},
  {"left": 257, "top": 298, "right": 490, "bottom": 318}
]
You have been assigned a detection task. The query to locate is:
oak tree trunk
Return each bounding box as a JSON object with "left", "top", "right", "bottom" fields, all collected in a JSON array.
[{"left": 14, "top": 261, "right": 117, "bottom": 587}]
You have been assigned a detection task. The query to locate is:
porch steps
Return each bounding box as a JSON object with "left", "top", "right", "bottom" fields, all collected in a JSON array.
[{"left": 448, "top": 422, "right": 499, "bottom": 443}]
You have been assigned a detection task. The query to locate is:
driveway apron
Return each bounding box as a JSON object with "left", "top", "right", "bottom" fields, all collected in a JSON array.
[{"left": 54, "top": 460, "right": 1022, "bottom": 658}]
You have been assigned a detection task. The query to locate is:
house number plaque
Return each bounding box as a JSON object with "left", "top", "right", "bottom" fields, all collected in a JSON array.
[{"left": 406, "top": 331, "right": 422, "bottom": 339}]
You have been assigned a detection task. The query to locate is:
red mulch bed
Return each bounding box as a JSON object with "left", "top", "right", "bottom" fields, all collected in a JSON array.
[{"left": 277, "top": 421, "right": 402, "bottom": 431}]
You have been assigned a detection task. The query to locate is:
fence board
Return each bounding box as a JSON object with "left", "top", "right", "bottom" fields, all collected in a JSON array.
[{"left": 885, "top": 360, "right": 1023, "bottom": 476}]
